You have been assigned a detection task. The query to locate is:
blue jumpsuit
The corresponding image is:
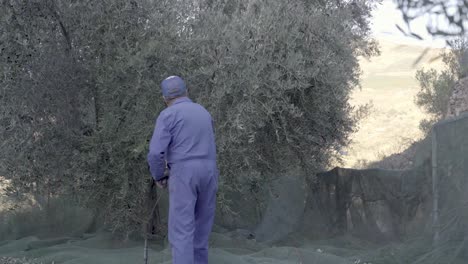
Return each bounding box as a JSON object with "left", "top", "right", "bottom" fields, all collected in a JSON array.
[{"left": 148, "top": 97, "right": 218, "bottom": 264}]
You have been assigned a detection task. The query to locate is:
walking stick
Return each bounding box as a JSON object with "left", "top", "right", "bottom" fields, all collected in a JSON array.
[
  {"left": 143, "top": 192, "right": 161, "bottom": 264},
  {"left": 144, "top": 163, "right": 168, "bottom": 264}
]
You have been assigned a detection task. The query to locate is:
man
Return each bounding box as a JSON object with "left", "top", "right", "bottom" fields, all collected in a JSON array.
[{"left": 147, "top": 75, "right": 218, "bottom": 264}]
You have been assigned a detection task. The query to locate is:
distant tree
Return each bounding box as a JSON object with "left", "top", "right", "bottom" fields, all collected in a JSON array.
[
  {"left": 415, "top": 38, "right": 468, "bottom": 133},
  {"left": 415, "top": 69, "right": 456, "bottom": 133}
]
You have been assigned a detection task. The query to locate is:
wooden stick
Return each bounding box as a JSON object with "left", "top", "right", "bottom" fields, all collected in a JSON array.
[{"left": 144, "top": 179, "right": 163, "bottom": 264}]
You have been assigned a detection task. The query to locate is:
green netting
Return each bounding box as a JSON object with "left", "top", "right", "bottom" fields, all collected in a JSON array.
[
  {"left": 0, "top": 232, "right": 381, "bottom": 264},
  {"left": 254, "top": 175, "right": 307, "bottom": 244},
  {"left": 432, "top": 113, "right": 468, "bottom": 246}
]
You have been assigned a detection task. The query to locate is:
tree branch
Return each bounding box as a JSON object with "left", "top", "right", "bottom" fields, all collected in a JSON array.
[{"left": 46, "top": 0, "right": 72, "bottom": 55}]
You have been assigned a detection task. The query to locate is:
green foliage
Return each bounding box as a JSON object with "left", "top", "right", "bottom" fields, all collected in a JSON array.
[
  {"left": 0, "top": 0, "right": 174, "bottom": 238},
  {"left": 447, "top": 38, "right": 468, "bottom": 79},
  {"left": 414, "top": 39, "right": 468, "bottom": 134},
  {"left": 0, "top": 0, "right": 378, "bottom": 237},
  {"left": 415, "top": 68, "right": 456, "bottom": 132},
  {"left": 0, "top": 1, "right": 86, "bottom": 208},
  {"left": 182, "top": 0, "right": 378, "bottom": 195}
]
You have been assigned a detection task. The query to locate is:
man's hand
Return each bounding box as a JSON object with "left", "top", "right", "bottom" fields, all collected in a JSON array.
[
  {"left": 156, "top": 168, "right": 170, "bottom": 189},
  {"left": 156, "top": 178, "right": 168, "bottom": 189}
]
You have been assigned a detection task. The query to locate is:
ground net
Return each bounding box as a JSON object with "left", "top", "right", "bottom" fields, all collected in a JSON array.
[{"left": 0, "top": 230, "right": 384, "bottom": 264}]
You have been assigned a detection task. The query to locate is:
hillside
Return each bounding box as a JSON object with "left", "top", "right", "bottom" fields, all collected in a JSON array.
[{"left": 342, "top": 36, "right": 446, "bottom": 167}]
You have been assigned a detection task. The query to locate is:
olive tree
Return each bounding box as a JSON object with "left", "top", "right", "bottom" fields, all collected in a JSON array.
[
  {"left": 0, "top": 0, "right": 378, "bottom": 236},
  {"left": 180, "top": 0, "right": 378, "bottom": 211}
]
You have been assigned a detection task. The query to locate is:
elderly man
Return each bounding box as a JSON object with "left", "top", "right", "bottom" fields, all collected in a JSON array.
[{"left": 147, "top": 75, "right": 218, "bottom": 264}]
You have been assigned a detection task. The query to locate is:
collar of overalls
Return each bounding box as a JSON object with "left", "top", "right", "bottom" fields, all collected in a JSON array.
[{"left": 169, "top": 96, "right": 192, "bottom": 107}]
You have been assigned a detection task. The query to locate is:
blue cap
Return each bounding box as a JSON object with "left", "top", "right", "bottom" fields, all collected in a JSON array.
[{"left": 161, "top": 75, "right": 187, "bottom": 99}]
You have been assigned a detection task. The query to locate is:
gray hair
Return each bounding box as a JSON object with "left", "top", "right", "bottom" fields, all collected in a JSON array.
[{"left": 163, "top": 90, "right": 188, "bottom": 102}]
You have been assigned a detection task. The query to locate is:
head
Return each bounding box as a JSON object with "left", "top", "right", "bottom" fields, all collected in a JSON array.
[{"left": 161, "top": 75, "right": 188, "bottom": 106}]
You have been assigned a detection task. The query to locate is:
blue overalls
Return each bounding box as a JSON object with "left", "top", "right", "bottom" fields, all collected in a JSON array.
[{"left": 148, "top": 97, "right": 218, "bottom": 264}]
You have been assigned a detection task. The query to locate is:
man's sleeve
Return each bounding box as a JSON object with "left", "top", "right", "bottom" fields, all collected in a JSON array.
[{"left": 147, "top": 112, "right": 172, "bottom": 181}]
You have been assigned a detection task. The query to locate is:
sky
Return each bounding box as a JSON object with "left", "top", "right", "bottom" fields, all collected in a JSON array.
[{"left": 370, "top": 0, "right": 449, "bottom": 48}]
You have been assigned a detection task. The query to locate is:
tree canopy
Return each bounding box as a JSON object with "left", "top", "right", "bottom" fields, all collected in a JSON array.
[{"left": 0, "top": 0, "right": 378, "bottom": 237}]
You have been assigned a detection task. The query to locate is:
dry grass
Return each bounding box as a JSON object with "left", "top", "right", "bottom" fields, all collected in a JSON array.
[{"left": 341, "top": 38, "right": 446, "bottom": 168}]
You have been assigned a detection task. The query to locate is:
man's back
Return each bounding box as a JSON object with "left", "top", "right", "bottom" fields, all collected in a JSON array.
[
  {"left": 160, "top": 97, "right": 217, "bottom": 165},
  {"left": 148, "top": 75, "right": 218, "bottom": 264}
]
